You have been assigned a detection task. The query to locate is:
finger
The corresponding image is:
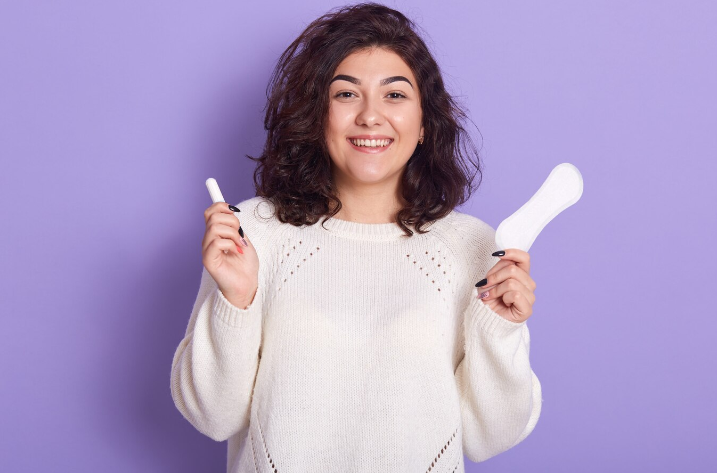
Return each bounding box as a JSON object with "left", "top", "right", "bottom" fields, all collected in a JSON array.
[
  {"left": 204, "top": 202, "right": 239, "bottom": 224},
  {"left": 475, "top": 259, "right": 512, "bottom": 294},
  {"left": 202, "top": 223, "right": 244, "bottom": 253},
  {"left": 483, "top": 258, "right": 515, "bottom": 280},
  {"left": 493, "top": 248, "right": 530, "bottom": 275},
  {"left": 482, "top": 277, "right": 535, "bottom": 306},
  {"left": 240, "top": 229, "right": 253, "bottom": 248},
  {"left": 206, "top": 211, "right": 240, "bottom": 231},
  {"left": 208, "top": 207, "right": 246, "bottom": 247},
  {"left": 500, "top": 290, "right": 533, "bottom": 321},
  {"left": 204, "top": 236, "right": 243, "bottom": 260},
  {"left": 479, "top": 261, "right": 535, "bottom": 294}
]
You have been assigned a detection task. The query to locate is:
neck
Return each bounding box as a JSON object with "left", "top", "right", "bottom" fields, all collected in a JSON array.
[{"left": 331, "top": 185, "right": 405, "bottom": 224}]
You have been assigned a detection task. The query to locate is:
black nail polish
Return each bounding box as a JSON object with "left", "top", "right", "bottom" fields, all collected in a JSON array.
[
  {"left": 228, "top": 204, "right": 240, "bottom": 212},
  {"left": 492, "top": 250, "right": 505, "bottom": 257},
  {"left": 475, "top": 278, "right": 488, "bottom": 287},
  {"left": 238, "top": 227, "right": 245, "bottom": 238}
]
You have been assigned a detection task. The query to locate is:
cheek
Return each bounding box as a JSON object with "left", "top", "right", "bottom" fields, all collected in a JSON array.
[
  {"left": 409, "top": 104, "right": 423, "bottom": 130},
  {"left": 325, "top": 107, "right": 335, "bottom": 137},
  {"left": 325, "top": 127, "right": 335, "bottom": 145},
  {"left": 391, "top": 114, "right": 418, "bottom": 136},
  {"left": 327, "top": 108, "right": 350, "bottom": 141},
  {"left": 393, "top": 104, "right": 422, "bottom": 133}
]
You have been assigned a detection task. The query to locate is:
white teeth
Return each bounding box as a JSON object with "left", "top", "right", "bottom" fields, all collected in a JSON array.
[{"left": 351, "top": 138, "right": 391, "bottom": 147}]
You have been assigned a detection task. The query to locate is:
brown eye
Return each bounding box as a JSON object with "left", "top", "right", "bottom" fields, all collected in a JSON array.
[
  {"left": 387, "top": 92, "right": 406, "bottom": 99},
  {"left": 335, "top": 91, "right": 355, "bottom": 98}
]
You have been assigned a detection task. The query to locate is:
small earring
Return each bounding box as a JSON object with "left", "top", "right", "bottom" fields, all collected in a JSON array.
[{"left": 418, "top": 136, "right": 424, "bottom": 145}]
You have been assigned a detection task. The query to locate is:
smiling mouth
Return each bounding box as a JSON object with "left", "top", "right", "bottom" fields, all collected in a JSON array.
[{"left": 348, "top": 138, "right": 393, "bottom": 148}]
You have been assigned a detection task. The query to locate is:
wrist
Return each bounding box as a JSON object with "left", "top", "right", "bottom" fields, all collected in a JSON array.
[{"left": 222, "top": 286, "right": 258, "bottom": 310}]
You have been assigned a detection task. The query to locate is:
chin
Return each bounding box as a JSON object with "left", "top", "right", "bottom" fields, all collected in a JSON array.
[{"left": 348, "top": 163, "right": 390, "bottom": 178}]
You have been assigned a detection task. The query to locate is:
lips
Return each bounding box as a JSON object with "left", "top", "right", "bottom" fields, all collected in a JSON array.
[
  {"left": 349, "top": 137, "right": 393, "bottom": 147},
  {"left": 346, "top": 136, "right": 394, "bottom": 153}
]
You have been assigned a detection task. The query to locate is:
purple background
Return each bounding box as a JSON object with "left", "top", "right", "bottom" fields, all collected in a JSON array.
[{"left": 1, "top": 1, "right": 715, "bottom": 471}]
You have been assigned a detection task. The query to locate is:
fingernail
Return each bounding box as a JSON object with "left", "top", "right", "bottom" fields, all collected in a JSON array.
[
  {"left": 236, "top": 245, "right": 244, "bottom": 254},
  {"left": 479, "top": 291, "right": 490, "bottom": 299},
  {"left": 492, "top": 250, "right": 505, "bottom": 257},
  {"left": 475, "top": 278, "right": 488, "bottom": 287},
  {"left": 238, "top": 226, "right": 248, "bottom": 247},
  {"left": 228, "top": 204, "right": 240, "bottom": 212}
]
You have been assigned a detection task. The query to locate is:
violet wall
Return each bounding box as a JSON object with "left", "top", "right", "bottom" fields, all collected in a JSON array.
[{"left": 1, "top": 1, "right": 715, "bottom": 471}]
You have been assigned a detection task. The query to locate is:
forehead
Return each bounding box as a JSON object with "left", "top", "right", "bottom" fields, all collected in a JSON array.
[{"left": 332, "top": 47, "right": 416, "bottom": 83}]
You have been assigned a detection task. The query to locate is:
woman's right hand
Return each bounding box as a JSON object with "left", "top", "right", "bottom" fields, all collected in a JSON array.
[{"left": 202, "top": 202, "right": 259, "bottom": 309}]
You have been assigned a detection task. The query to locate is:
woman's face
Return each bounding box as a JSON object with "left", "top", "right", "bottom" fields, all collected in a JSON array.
[{"left": 325, "top": 47, "right": 424, "bottom": 193}]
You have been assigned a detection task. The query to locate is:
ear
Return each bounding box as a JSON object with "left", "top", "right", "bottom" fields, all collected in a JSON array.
[{"left": 420, "top": 125, "right": 425, "bottom": 138}]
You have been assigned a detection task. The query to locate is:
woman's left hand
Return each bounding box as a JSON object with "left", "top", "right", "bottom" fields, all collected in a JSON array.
[{"left": 476, "top": 249, "right": 536, "bottom": 323}]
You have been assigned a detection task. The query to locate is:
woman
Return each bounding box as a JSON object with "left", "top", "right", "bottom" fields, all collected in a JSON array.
[{"left": 171, "top": 3, "right": 541, "bottom": 472}]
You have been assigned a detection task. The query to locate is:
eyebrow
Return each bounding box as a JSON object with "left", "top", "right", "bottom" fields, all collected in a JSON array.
[{"left": 329, "top": 74, "right": 414, "bottom": 89}]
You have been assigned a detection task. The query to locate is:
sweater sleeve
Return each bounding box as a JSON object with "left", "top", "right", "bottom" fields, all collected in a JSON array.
[
  {"left": 455, "top": 292, "right": 542, "bottom": 462},
  {"left": 170, "top": 267, "right": 264, "bottom": 441},
  {"left": 450, "top": 215, "right": 542, "bottom": 462}
]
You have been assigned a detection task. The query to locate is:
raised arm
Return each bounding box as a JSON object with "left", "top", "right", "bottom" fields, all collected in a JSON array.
[
  {"left": 455, "top": 291, "right": 541, "bottom": 461},
  {"left": 170, "top": 199, "right": 266, "bottom": 441},
  {"left": 450, "top": 216, "right": 542, "bottom": 462},
  {"left": 170, "top": 268, "right": 264, "bottom": 441}
]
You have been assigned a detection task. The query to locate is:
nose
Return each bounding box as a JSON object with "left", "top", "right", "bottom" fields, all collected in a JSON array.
[{"left": 355, "top": 95, "right": 384, "bottom": 127}]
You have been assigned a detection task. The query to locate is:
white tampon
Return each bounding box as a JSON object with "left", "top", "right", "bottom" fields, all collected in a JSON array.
[
  {"left": 205, "top": 178, "right": 226, "bottom": 204},
  {"left": 495, "top": 163, "right": 583, "bottom": 252},
  {"left": 205, "top": 178, "right": 248, "bottom": 247}
]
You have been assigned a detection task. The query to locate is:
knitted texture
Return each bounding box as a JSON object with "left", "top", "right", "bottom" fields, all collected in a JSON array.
[{"left": 171, "top": 196, "right": 542, "bottom": 472}]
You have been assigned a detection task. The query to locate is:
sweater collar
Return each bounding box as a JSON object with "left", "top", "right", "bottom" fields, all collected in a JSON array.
[{"left": 317, "top": 215, "right": 413, "bottom": 241}]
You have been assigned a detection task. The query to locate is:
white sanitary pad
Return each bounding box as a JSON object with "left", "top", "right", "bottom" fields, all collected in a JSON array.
[{"left": 495, "top": 163, "right": 583, "bottom": 252}]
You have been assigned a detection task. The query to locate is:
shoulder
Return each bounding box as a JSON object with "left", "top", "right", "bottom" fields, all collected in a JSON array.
[
  {"left": 233, "top": 196, "right": 279, "bottom": 225},
  {"left": 431, "top": 209, "right": 500, "bottom": 277},
  {"left": 435, "top": 209, "right": 497, "bottom": 251},
  {"left": 231, "top": 196, "right": 286, "bottom": 260}
]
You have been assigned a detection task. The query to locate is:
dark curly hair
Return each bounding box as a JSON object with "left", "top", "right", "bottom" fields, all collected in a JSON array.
[{"left": 249, "top": 2, "right": 483, "bottom": 237}]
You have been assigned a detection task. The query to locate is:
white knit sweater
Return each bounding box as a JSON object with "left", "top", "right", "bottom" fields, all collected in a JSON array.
[{"left": 171, "top": 196, "right": 542, "bottom": 472}]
